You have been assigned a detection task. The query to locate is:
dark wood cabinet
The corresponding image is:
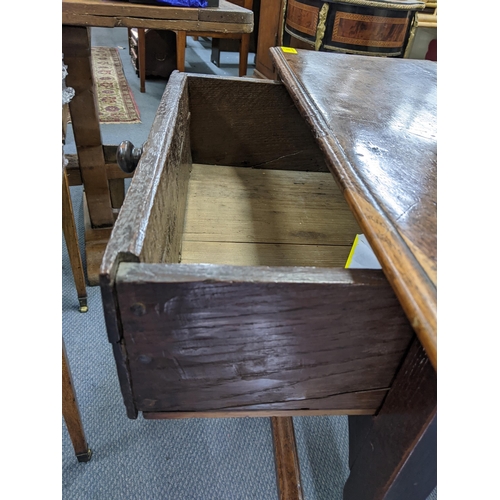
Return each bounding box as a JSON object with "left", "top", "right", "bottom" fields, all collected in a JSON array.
[{"left": 128, "top": 28, "right": 177, "bottom": 80}]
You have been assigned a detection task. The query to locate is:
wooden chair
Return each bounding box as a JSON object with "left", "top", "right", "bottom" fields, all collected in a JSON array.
[
  {"left": 129, "top": 1, "right": 253, "bottom": 92},
  {"left": 175, "top": 0, "right": 253, "bottom": 77}
]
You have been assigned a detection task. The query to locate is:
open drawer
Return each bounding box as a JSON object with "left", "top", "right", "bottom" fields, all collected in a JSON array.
[{"left": 100, "top": 72, "right": 415, "bottom": 420}]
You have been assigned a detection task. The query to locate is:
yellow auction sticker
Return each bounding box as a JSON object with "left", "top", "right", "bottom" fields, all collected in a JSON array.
[
  {"left": 281, "top": 47, "right": 298, "bottom": 54},
  {"left": 344, "top": 234, "right": 360, "bottom": 269}
]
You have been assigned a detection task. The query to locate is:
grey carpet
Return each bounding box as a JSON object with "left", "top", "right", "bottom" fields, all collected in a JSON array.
[{"left": 62, "top": 27, "right": 437, "bottom": 500}]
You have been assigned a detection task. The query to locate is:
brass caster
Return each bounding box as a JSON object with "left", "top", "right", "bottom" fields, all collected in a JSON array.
[
  {"left": 76, "top": 448, "right": 92, "bottom": 463},
  {"left": 78, "top": 297, "right": 88, "bottom": 313}
]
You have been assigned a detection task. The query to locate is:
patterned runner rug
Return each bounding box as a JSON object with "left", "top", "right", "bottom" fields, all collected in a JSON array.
[{"left": 91, "top": 46, "right": 141, "bottom": 124}]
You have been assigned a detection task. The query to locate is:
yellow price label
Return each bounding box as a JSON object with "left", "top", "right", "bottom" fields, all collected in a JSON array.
[{"left": 281, "top": 47, "right": 298, "bottom": 54}]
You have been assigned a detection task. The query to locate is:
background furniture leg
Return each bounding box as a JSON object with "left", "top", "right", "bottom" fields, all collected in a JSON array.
[
  {"left": 344, "top": 338, "right": 437, "bottom": 500},
  {"left": 62, "top": 25, "right": 114, "bottom": 229},
  {"left": 62, "top": 169, "right": 88, "bottom": 312},
  {"left": 176, "top": 31, "right": 187, "bottom": 72},
  {"left": 254, "top": 0, "right": 285, "bottom": 80},
  {"left": 239, "top": 33, "right": 250, "bottom": 76},
  {"left": 271, "top": 417, "right": 304, "bottom": 500},
  {"left": 210, "top": 37, "right": 221, "bottom": 66},
  {"left": 63, "top": 339, "right": 92, "bottom": 462},
  {"left": 109, "top": 178, "right": 125, "bottom": 209},
  {"left": 138, "top": 28, "right": 146, "bottom": 92}
]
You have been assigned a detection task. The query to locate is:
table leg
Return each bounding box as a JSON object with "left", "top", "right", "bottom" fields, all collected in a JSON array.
[
  {"left": 344, "top": 338, "right": 437, "bottom": 500},
  {"left": 62, "top": 339, "right": 92, "bottom": 463},
  {"left": 63, "top": 25, "right": 117, "bottom": 285},
  {"left": 239, "top": 33, "right": 250, "bottom": 76},
  {"left": 138, "top": 28, "right": 146, "bottom": 93},
  {"left": 176, "top": 31, "right": 187, "bottom": 72},
  {"left": 271, "top": 417, "right": 304, "bottom": 500},
  {"left": 62, "top": 26, "right": 114, "bottom": 229},
  {"left": 62, "top": 170, "right": 88, "bottom": 312}
]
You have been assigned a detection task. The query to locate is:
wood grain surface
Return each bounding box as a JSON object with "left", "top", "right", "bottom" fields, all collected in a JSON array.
[
  {"left": 100, "top": 71, "right": 190, "bottom": 284},
  {"left": 62, "top": 0, "right": 254, "bottom": 32},
  {"left": 270, "top": 48, "right": 437, "bottom": 369},
  {"left": 62, "top": 25, "right": 114, "bottom": 228},
  {"left": 181, "top": 164, "right": 360, "bottom": 267},
  {"left": 115, "top": 262, "right": 414, "bottom": 413},
  {"left": 187, "top": 75, "right": 329, "bottom": 172},
  {"left": 99, "top": 72, "right": 191, "bottom": 418}
]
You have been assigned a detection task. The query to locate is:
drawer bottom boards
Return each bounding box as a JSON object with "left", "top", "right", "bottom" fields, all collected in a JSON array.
[{"left": 181, "top": 164, "right": 360, "bottom": 268}]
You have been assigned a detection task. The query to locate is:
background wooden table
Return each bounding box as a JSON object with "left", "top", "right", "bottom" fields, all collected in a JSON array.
[{"left": 62, "top": 0, "right": 253, "bottom": 285}]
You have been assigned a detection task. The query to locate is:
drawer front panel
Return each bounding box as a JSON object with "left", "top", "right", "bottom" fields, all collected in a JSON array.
[{"left": 116, "top": 263, "right": 414, "bottom": 414}]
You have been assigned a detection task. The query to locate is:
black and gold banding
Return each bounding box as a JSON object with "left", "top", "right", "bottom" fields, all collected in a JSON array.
[{"left": 284, "top": 0, "right": 425, "bottom": 56}]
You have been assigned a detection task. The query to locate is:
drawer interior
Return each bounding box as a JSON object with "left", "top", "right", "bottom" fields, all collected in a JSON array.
[
  {"left": 180, "top": 164, "right": 361, "bottom": 267},
  {"left": 135, "top": 74, "right": 362, "bottom": 269}
]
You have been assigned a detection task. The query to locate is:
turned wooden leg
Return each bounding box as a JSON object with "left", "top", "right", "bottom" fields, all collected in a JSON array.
[
  {"left": 344, "top": 338, "right": 437, "bottom": 500},
  {"left": 138, "top": 28, "right": 146, "bottom": 93},
  {"left": 62, "top": 169, "right": 88, "bottom": 313},
  {"left": 239, "top": 33, "right": 250, "bottom": 77},
  {"left": 271, "top": 417, "right": 304, "bottom": 500},
  {"left": 176, "top": 31, "right": 187, "bottom": 72},
  {"left": 62, "top": 339, "right": 92, "bottom": 462}
]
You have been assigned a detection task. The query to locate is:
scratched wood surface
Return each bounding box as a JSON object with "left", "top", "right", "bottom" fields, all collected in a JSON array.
[
  {"left": 62, "top": 0, "right": 254, "bottom": 32},
  {"left": 271, "top": 48, "right": 437, "bottom": 369},
  {"left": 99, "top": 72, "right": 191, "bottom": 418},
  {"left": 187, "top": 75, "right": 329, "bottom": 172},
  {"left": 181, "top": 164, "right": 360, "bottom": 267},
  {"left": 115, "top": 263, "right": 414, "bottom": 413}
]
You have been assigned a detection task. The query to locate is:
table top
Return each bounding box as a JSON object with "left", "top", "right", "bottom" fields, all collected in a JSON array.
[
  {"left": 271, "top": 48, "right": 437, "bottom": 370},
  {"left": 62, "top": 0, "right": 254, "bottom": 32}
]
